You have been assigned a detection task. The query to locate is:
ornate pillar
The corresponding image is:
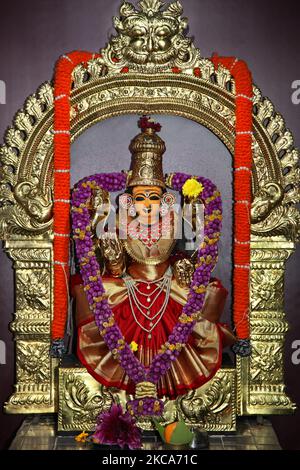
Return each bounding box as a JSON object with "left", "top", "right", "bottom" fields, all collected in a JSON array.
[
  {"left": 237, "top": 237, "right": 296, "bottom": 415},
  {"left": 4, "top": 240, "right": 57, "bottom": 414}
]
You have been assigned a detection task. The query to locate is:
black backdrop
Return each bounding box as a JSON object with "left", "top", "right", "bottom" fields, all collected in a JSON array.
[{"left": 0, "top": 0, "right": 300, "bottom": 450}]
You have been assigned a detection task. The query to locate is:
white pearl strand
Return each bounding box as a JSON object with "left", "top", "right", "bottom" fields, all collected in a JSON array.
[{"left": 123, "top": 267, "right": 172, "bottom": 339}]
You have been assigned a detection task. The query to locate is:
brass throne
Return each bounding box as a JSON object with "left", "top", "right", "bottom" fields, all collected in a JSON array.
[{"left": 0, "top": 0, "right": 299, "bottom": 433}]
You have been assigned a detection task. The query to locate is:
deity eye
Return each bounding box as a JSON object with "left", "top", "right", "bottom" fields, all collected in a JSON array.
[
  {"left": 134, "top": 195, "right": 146, "bottom": 202},
  {"left": 155, "top": 26, "right": 171, "bottom": 37},
  {"left": 131, "top": 26, "right": 147, "bottom": 37},
  {"left": 149, "top": 195, "right": 161, "bottom": 201}
]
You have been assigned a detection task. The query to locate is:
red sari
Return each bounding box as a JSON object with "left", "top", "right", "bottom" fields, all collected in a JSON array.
[{"left": 72, "top": 272, "right": 235, "bottom": 399}]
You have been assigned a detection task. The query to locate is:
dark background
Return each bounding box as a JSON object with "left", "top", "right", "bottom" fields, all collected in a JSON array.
[{"left": 0, "top": 0, "right": 300, "bottom": 450}]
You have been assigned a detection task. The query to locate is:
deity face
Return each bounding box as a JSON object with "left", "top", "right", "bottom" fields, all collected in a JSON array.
[
  {"left": 123, "top": 15, "right": 178, "bottom": 64},
  {"left": 132, "top": 185, "right": 163, "bottom": 225},
  {"left": 112, "top": 1, "right": 190, "bottom": 66}
]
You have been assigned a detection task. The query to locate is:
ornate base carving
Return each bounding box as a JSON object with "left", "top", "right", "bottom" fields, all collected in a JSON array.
[
  {"left": 5, "top": 389, "right": 54, "bottom": 415},
  {"left": 58, "top": 362, "right": 236, "bottom": 432}
]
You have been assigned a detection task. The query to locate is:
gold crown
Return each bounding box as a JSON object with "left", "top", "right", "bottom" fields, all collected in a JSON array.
[{"left": 127, "top": 116, "right": 166, "bottom": 188}]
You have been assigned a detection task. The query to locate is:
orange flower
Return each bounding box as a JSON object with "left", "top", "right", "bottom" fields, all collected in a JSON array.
[
  {"left": 52, "top": 51, "right": 100, "bottom": 343},
  {"left": 211, "top": 53, "right": 252, "bottom": 340},
  {"left": 75, "top": 431, "right": 89, "bottom": 443}
]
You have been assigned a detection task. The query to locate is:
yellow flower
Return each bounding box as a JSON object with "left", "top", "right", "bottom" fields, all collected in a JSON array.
[
  {"left": 75, "top": 431, "right": 89, "bottom": 443},
  {"left": 194, "top": 285, "right": 206, "bottom": 294},
  {"left": 153, "top": 401, "right": 161, "bottom": 412},
  {"left": 129, "top": 341, "right": 138, "bottom": 352},
  {"left": 182, "top": 178, "right": 204, "bottom": 199}
]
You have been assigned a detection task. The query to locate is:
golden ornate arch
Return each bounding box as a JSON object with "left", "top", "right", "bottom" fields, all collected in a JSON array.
[{"left": 0, "top": 0, "right": 299, "bottom": 429}]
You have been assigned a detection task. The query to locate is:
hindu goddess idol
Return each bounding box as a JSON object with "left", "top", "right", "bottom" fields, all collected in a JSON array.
[{"left": 71, "top": 117, "right": 235, "bottom": 402}]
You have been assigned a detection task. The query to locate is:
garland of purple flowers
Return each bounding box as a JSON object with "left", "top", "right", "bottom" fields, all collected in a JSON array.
[{"left": 71, "top": 171, "right": 222, "bottom": 417}]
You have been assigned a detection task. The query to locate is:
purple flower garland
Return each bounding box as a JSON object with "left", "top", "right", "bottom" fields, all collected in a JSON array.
[{"left": 71, "top": 172, "right": 222, "bottom": 417}]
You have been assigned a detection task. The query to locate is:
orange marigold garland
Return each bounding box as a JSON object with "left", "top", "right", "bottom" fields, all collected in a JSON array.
[
  {"left": 51, "top": 51, "right": 99, "bottom": 356},
  {"left": 211, "top": 54, "right": 252, "bottom": 355}
]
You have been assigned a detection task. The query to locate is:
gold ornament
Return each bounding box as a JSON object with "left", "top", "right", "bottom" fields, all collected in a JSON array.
[{"left": 127, "top": 119, "right": 166, "bottom": 188}]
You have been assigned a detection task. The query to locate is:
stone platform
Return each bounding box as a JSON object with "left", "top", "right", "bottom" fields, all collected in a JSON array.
[{"left": 9, "top": 415, "right": 281, "bottom": 450}]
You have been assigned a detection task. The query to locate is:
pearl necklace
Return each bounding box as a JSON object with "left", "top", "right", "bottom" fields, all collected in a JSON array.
[{"left": 123, "top": 267, "right": 172, "bottom": 339}]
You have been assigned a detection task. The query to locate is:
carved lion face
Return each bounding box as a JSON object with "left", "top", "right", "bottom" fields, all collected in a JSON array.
[
  {"left": 122, "top": 15, "right": 179, "bottom": 65},
  {"left": 111, "top": 1, "right": 189, "bottom": 66}
]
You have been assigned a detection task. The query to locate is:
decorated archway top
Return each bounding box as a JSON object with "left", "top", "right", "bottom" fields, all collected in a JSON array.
[{"left": 101, "top": 0, "right": 201, "bottom": 71}]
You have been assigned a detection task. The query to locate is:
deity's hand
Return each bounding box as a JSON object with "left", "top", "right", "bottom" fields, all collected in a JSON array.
[
  {"left": 99, "top": 232, "right": 125, "bottom": 277},
  {"left": 173, "top": 258, "right": 195, "bottom": 289},
  {"left": 100, "top": 232, "right": 123, "bottom": 262}
]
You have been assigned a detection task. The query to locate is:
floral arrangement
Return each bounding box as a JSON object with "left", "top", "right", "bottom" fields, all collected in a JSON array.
[
  {"left": 92, "top": 404, "right": 142, "bottom": 450},
  {"left": 210, "top": 54, "right": 252, "bottom": 349},
  {"left": 71, "top": 172, "right": 222, "bottom": 416},
  {"left": 51, "top": 50, "right": 100, "bottom": 353}
]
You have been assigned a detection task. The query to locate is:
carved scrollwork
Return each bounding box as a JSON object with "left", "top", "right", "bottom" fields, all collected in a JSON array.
[
  {"left": 251, "top": 205, "right": 300, "bottom": 241},
  {"left": 14, "top": 180, "right": 52, "bottom": 223},
  {"left": 59, "top": 372, "right": 113, "bottom": 430},
  {"left": 0, "top": 82, "right": 54, "bottom": 238},
  {"left": 0, "top": 0, "right": 298, "bottom": 243},
  {"left": 250, "top": 342, "right": 285, "bottom": 385},
  {"left": 252, "top": 88, "right": 300, "bottom": 239},
  {"left": 251, "top": 182, "right": 283, "bottom": 223},
  {"left": 17, "top": 342, "right": 50, "bottom": 384},
  {"left": 16, "top": 270, "right": 50, "bottom": 310},
  {"left": 177, "top": 372, "right": 233, "bottom": 426},
  {"left": 250, "top": 269, "right": 283, "bottom": 311},
  {"left": 250, "top": 178, "right": 300, "bottom": 240}
]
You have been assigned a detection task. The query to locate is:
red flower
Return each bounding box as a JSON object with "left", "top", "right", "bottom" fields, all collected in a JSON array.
[
  {"left": 112, "top": 57, "right": 120, "bottom": 63},
  {"left": 193, "top": 68, "right": 201, "bottom": 77},
  {"left": 92, "top": 404, "right": 142, "bottom": 450},
  {"left": 120, "top": 66, "right": 129, "bottom": 73},
  {"left": 172, "top": 66, "right": 182, "bottom": 74},
  {"left": 138, "top": 115, "right": 162, "bottom": 133}
]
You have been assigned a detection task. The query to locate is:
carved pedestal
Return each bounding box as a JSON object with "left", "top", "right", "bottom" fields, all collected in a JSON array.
[{"left": 58, "top": 360, "right": 236, "bottom": 433}]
